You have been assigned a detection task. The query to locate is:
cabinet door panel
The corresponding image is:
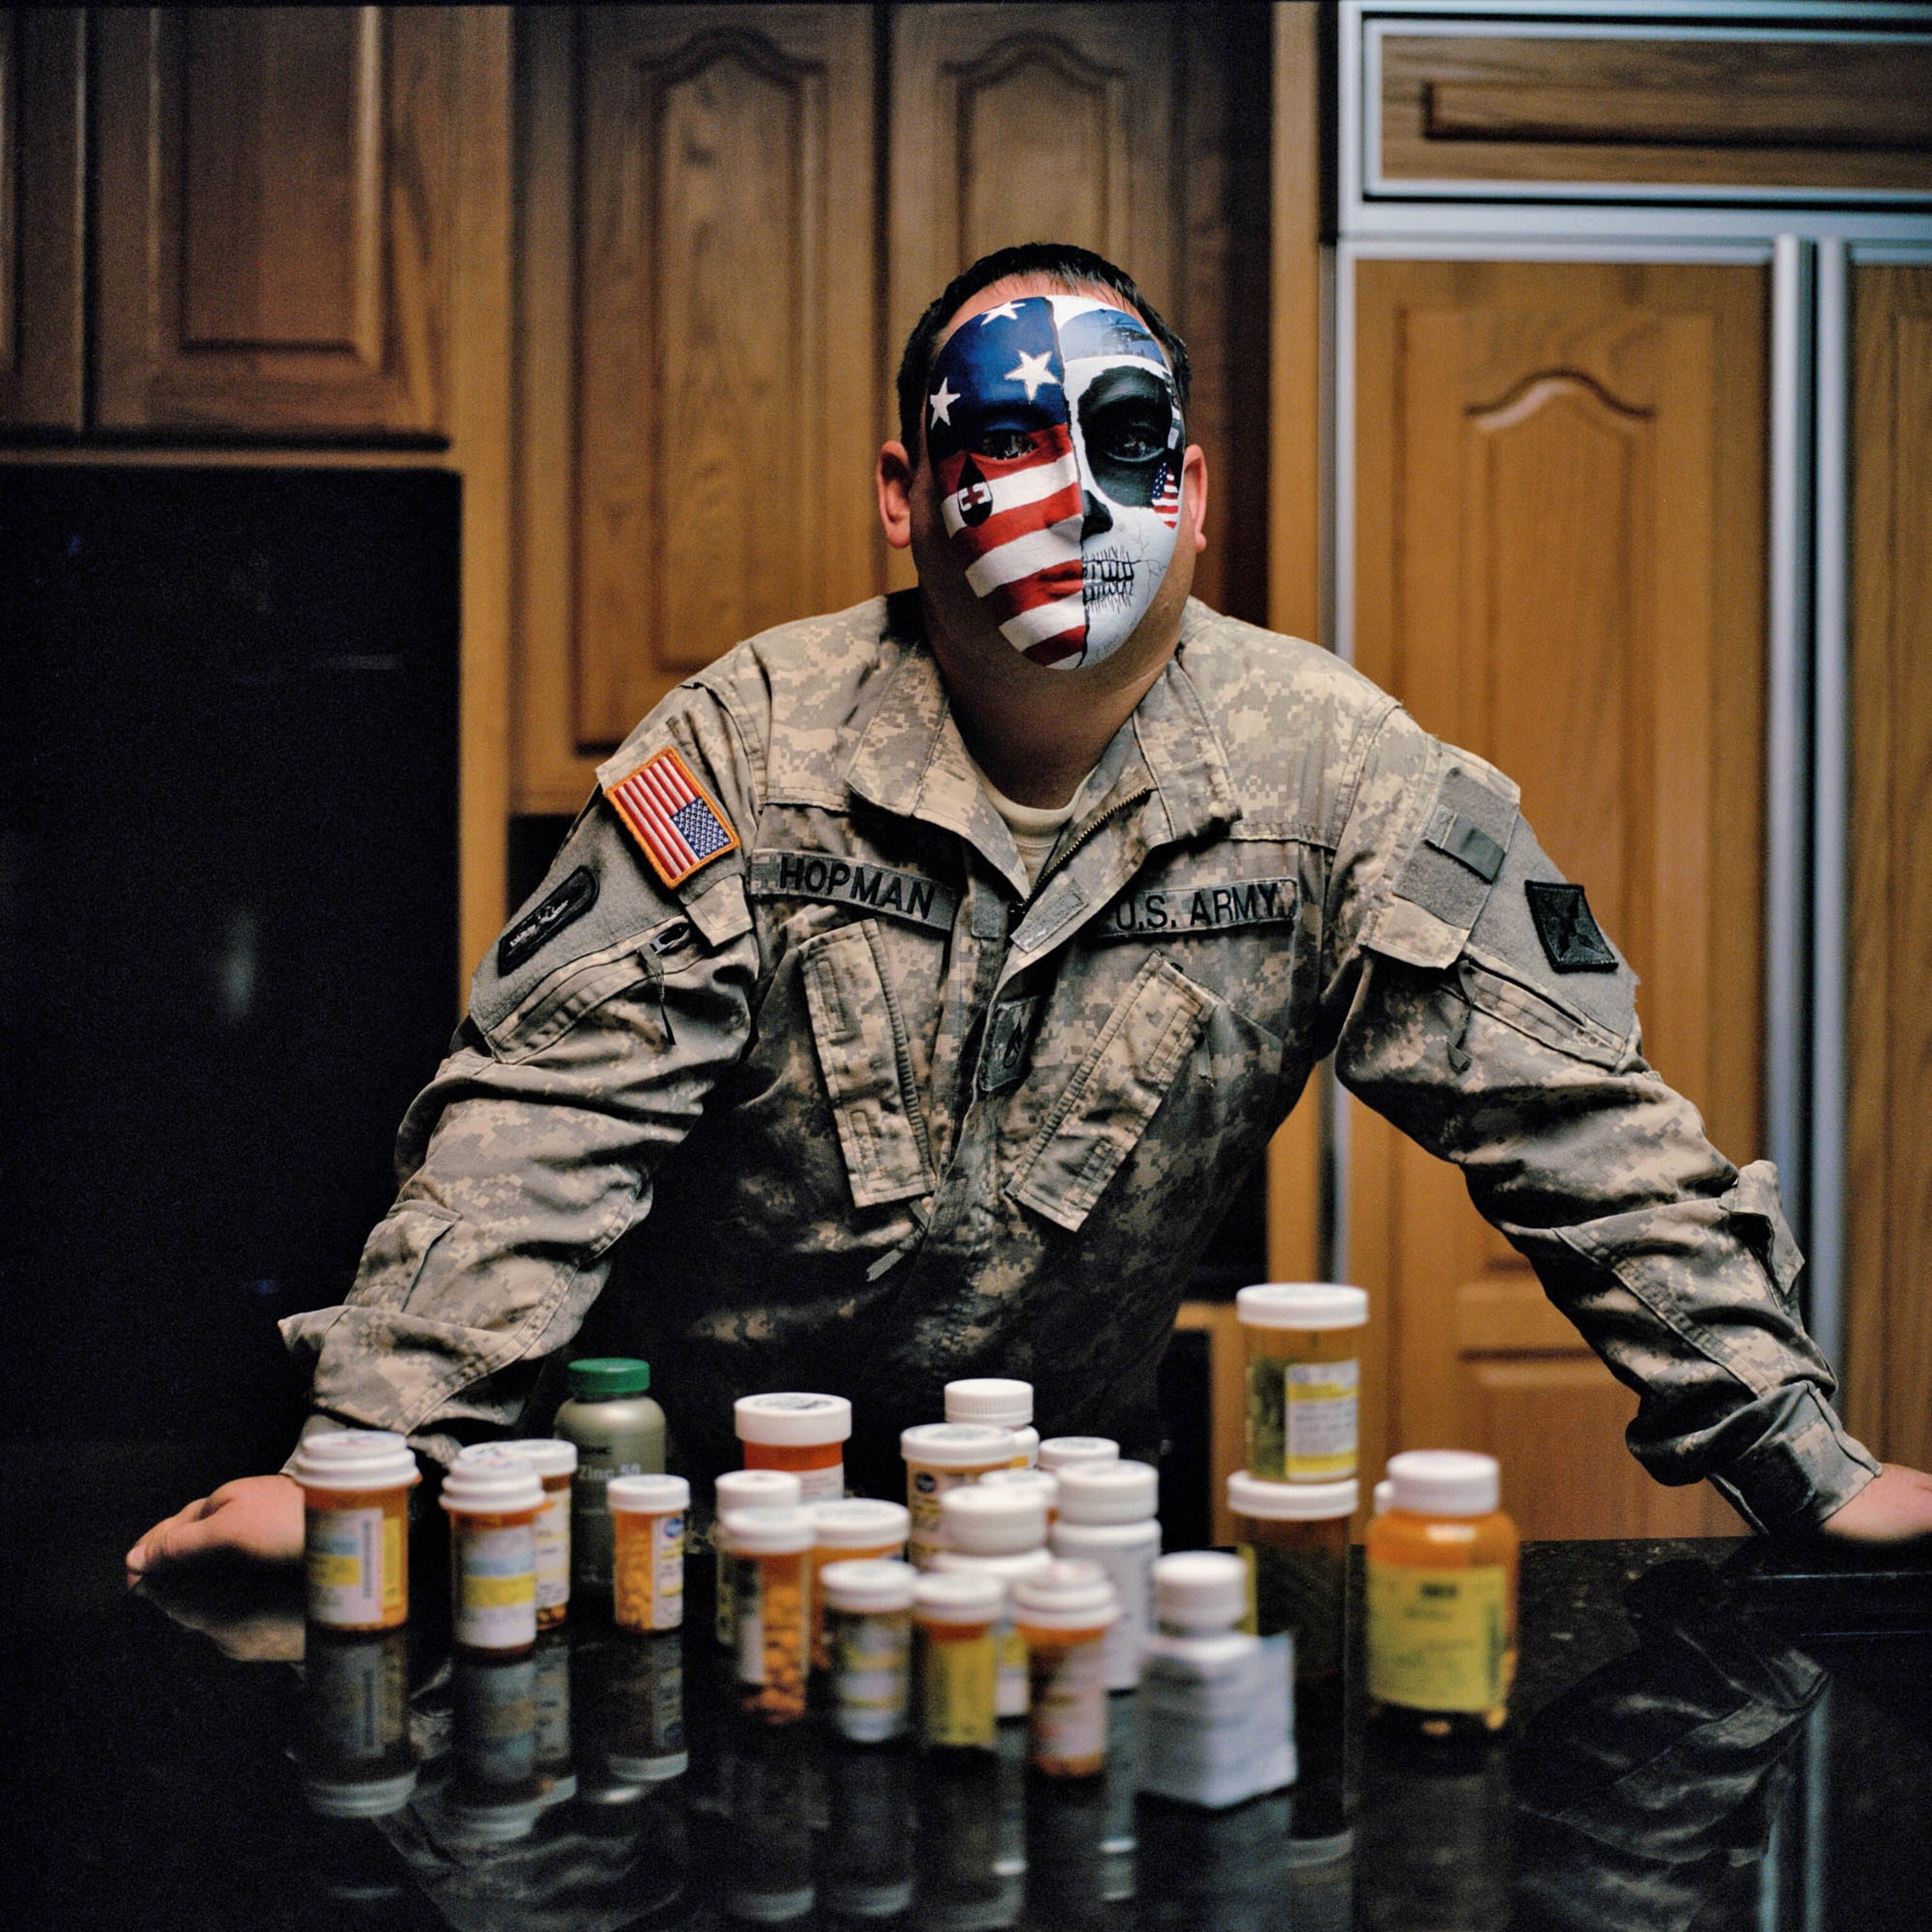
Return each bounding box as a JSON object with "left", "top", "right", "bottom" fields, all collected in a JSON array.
[
  {"left": 1848, "top": 265, "right": 1932, "bottom": 1472},
  {"left": 1352, "top": 260, "right": 1765, "bottom": 1536},
  {"left": 575, "top": 4, "right": 876, "bottom": 748},
  {"left": 0, "top": 7, "right": 85, "bottom": 428},
  {"left": 94, "top": 6, "right": 450, "bottom": 435}
]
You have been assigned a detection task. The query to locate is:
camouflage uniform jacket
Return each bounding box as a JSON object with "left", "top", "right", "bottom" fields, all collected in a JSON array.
[{"left": 282, "top": 593, "right": 1877, "bottom": 1530}]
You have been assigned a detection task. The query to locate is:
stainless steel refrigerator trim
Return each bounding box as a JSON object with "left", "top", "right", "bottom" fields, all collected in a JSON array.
[
  {"left": 1766, "top": 235, "right": 1816, "bottom": 1263},
  {"left": 1807, "top": 237, "right": 1850, "bottom": 1374}
]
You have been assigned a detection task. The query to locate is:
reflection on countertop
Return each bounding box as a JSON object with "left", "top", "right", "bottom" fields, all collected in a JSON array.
[{"left": 6, "top": 1515, "right": 1932, "bottom": 1931}]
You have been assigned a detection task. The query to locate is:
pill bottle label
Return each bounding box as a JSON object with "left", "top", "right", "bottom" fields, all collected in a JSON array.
[
  {"left": 453, "top": 1523, "right": 538, "bottom": 1650},
  {"left": 614, "top": 1509, "right": 686, "bottom": 1632},
  {"left": 533, "top": 1492, "right": 570, "bottom": 1611},
  {"left": 796, "top": 1462, "right": 844, "bottom": 1504},
  {"left": 921, "top": 1630, "right": 997, "bottom": 1749},
  {"left": 1027, "top": 1638, "right": 1108, "bottom": 1773},
  {"left": 1367, "top": 1562, "right": 1509, "bottom": 1712},
  {"left": 830, "top": 1609, "right": 911, "bottom": 1742},
  {"left": 306, "top": 1506, "right": 404, "bottom": 1628},
  {"left": 1248, "top": 1360, "right": 1359, "bottom": 1480}
]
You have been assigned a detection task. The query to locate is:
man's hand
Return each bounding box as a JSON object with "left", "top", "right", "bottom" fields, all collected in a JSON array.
[
  {"left": 125, "top": 1474, "right": 305, "bottom": 1577},
  {"left": 1817, "top": 1463, "right": 1932, "bottom": 1543}
]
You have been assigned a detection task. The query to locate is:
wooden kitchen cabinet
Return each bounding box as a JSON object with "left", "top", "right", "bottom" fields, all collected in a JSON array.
[
  {"left": 92, "top": 6, "right": 455, "bottom": 437},
  {"left": 1350, "top": 259, "right": 1766, "bottom": 1540},
  {"left": 0, "top": 8, "right": 85, "bottom": 430}
]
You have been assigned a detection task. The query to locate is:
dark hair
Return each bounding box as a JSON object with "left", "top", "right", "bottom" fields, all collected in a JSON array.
[{"left": 894, "top": 242, "right": 1191, "bottom": 462}]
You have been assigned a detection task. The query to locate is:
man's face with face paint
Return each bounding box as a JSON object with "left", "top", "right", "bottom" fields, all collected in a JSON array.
[{"left": 923, "top": 294, "right": 1184, "bottom": 670}]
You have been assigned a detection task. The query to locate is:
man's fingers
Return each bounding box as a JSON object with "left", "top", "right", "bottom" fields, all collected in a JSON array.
[{"left": 125, "top": 1496, "right": 220, "bottom": 1574}]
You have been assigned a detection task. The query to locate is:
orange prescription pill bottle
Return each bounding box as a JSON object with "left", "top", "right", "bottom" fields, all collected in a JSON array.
[
  {"left": 1236, "top": 1283, "right": 1368, "bottom": 1482},
  {"left": 1366, "top": 1450, "right": 1519, "bottom": 1740},
  {"left": 714, "top": 1469, "right": 804, "bottom": 1652},
  {"left": 441, "top": 1448, "right": 543, "bottom": 1657},
  {"left": 609, "top": 1474, "right": 689, "bottom": 1634},
  {"left": 809, "top": 1497, "right": 911, "bottom": 1670},
  {"left": 723, "top": 1503, "right": 816, "bottom": 1722},
  {"left": 475, "top": 1440, "right": 576, "bottom": 1628},
  {"left": 900, "top": 1422, "right": 1020, "bottom": 1568},
  {"left": 1013, "top": 1561, "right": 1119, "bottom": 1779},
  {"left": 914, "top": 1571, "right": 1004, "bottom": 1753},
  {"left": 292, "top": 1430, "right": 421, "bottom": 1633},
  {"left": 735, "top": 1392, "right": 853, "bottom": 1504}
]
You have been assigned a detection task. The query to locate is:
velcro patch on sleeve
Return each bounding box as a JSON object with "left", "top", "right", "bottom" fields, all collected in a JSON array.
[
  {"left": 603, "top": 746, "right": 740, "bottom": 891},
  {"left": 497, "top": 865, "right": 599, "bottom": 975},
  {"left": 1392, "top": 764, "right": 1519, "bottom": 933},
  {"left": 1524, "top": 880, "right": 1618, "bottom": 972}
]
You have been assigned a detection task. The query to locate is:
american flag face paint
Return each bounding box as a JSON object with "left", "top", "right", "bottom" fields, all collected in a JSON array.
[{"left": 926, "top": 294, "right": 1184, "bottom": 669}]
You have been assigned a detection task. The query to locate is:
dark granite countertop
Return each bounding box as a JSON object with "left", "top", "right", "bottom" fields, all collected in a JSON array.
[{"left": 4, "top": 1446, "right": 1931, "bottom": 1930}]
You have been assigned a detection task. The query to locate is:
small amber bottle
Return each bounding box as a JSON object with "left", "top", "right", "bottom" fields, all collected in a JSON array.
[
  {"left": 1235, "top": 1284, "right": 1368, "bottom": 1482},
  {"left": 1365, "top": 1451, "right": 1518, "bottom": 1740}
]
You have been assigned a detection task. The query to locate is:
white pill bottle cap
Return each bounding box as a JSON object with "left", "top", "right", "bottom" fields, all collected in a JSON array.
[
  {"left": 1384, "top": 1450, "right": 1500, "bottom": 1517},
  {"left": 1235, "top": 1282, "right": 1368, "bottom": 1330},
  {"left": 1152, "top": 1551, "right": 1248, "bottom": 1631},
  {"left": 944, "top": 1378, "right": 1033, "bottom": 1428}
]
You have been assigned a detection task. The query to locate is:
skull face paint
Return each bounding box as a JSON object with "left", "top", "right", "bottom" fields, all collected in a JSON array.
[{"left": 926, "top": 294, "right": 1184, "bottom": 669}]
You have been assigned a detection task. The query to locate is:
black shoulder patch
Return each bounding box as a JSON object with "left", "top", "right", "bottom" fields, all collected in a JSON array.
[
  {"left": 497, "top": 866, "right": 599, "bottom": 975},
  {"left": 1524, "top": 880, "right": 1617, "bottom": 972}
]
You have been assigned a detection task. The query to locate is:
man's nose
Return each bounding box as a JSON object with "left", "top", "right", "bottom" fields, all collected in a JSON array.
[{"left": 1081, "top": 491, "right": 1113, "bottom": 540}]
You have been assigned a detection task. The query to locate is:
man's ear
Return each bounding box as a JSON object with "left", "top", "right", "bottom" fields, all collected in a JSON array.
[
  {"left": 1182, "top": 443, "right": 1209, "bottom": 555},
  {"left": 877, "top": 440, "right": 915, "bottom": 552}
]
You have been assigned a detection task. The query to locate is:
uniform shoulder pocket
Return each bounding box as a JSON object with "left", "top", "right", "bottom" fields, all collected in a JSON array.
[
  {"left": 801, "top": 920, "right": 936, "bottom": 1209},
  {"left": 1009, "top": 955, "right": 1215, "bottom": 1234}
]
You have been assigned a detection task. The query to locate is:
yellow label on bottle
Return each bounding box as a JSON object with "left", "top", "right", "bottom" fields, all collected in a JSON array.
[
  {"left": 382, "top": 1516, "right": 404, "bottom": 1611},
  {"left": 464, "top": 1571, "right": 538, "bottom": 1610},
  {"left": 1367, "top": 1562, "right": 1509, "bottom": 1712},
  {"left": 313, "top": 1553, "right": 360, "bottom": 1588},
  {"left": 921, "top": 1631, "right": 996, "bottom": 1749}
]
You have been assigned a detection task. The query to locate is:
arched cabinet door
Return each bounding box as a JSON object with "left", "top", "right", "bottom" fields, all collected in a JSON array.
[
  {"left": 575, "top": 4, "right": 878, "bottom": 750},
  {"left": 1350, "top": 258, "right": 1767, "bottom": 1540}
]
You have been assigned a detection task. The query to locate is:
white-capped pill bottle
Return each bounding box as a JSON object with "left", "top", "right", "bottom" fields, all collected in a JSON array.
[
  {"left": 1013, "top": 1562, "right": 1119, "bottom": 1778},
  {"left": 930, "top": 1482, "right": 1052, "bottom": 1719},
  {"left": 1138, "top": 1552, "right": 1295, "bottom": 1809},
  {"left": 470, "top": 1439, "right": 575, "bottom": 1628},
  {"left": 914, "top": 1571, "right": 1004, "bottom": 1753},
  {"left": 944, "top": 1378, "right": 1040, "bottom": 1467},
  {"left": 975, "top": 1465, "right": 1060, "bottom": 1526},
  {"left": 292, "top": 1430, "right": 421, "bottom": 1633},
  {"left": 441, "top": 1448, "right": 543, "bottom": 1656},
  {"left": 714, "top": 1468, "right": 804, "bottom": 1652},
  {"left": 609, "top": 1474, "right": 689, "bottom": 1633},
  {"left": 900, "top": 1422, "right": 1019, "bottom": 1568},
  {"left": 821, "top": 1557, "right": 918, "bottom": 1744},
  {"left": 1048, "top": 1458, "right": 1161, "bottom": 1690},
  {"left": 1236, "top": 1283, "right": 1368, "bottom": 1482},
  {"left": 736, "top": 1391, "right": 853, "bottom": 1504},
  {"left": 810, "top": 1497, "right": 911, "bottom": 1670}
]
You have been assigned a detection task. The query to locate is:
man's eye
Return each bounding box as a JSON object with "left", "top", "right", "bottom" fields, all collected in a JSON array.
[
  {"left": 1092, "top": 411, "right": 1165, "bottom": 463},
  {"left": 975, "top": 430, "right": 1033, "bottom": 462}
]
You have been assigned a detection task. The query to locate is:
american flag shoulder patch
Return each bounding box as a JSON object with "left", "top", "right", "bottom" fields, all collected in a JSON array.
[{"left": 603, "top": 746, "right": 740, "bottom": 891}]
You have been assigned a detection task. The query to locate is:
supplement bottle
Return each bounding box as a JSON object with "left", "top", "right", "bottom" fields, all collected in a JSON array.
[
  {"left": 609, "top": 1473, "right": 688, "bottom": 1633},
  {"left": 553, "top": 1358, "right": 665, "bottom": 1597},
  {"left": 809, "top": 1497, "right": 911, "bottom": 1670},
  {"left": 723, "top": 1502, "right": 815, "bottom": 1722},
  {"left": 714, "top": 1468, "right": 804, "bottom": 1652},
  {"left": 290, "top": 1429, "right": 421, "bottom": 1633},
  {"left": 930, "top": 1483, "right": 1052, "bottom": 1718},
  {"left": 1365, "top": 1450, "right": 1518, "bottom": 1739},
  {"left": 820, "top": 1557, "right": 918, "bottom": 1744},
  {"left": 470, "top": 1440, "right": 575, "bottom": 1628},
  {"left": 913, "top": 1570, "right": 1004, "bottom": 1753},
  {"left": 441, "top": 1448, "right": 543, "bottom": 1657},
  {"left": 735, "top": 1391, "right": 853, "bottom": 1504},
  {"left": 1229, "top": 1469, "right": 1357, "bottom": 1681},
  {"left": 1138, "top": 1551, "right": 1295, "bottom": 1809},
  {"left": 900, "top": 1421, "right": 1019, "bottom": 1567},
  {"left": 944, "top": 1377, "right": 1040, "bottom": 1467},
  {"left": 1038, "top": 1435, "right": 1119, "bottom": 1475},
  {"left": 975, "top": 1465, "right": 1060, "bottom": 1526},
  {"left": 1049, "top": 1458, "right": 1162, "bottom": 1690},
  {"left": 1012, "top": 1561, "right": 1119, "bottom": 1778},
  {"left": 1236, "top": 1283, "right": 1368, "bottom": 1482}
]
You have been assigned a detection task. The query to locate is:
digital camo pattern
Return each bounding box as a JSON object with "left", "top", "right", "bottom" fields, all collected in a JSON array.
[{"left": 281, "top": 594, "right": 1877, "bottom": 1532}]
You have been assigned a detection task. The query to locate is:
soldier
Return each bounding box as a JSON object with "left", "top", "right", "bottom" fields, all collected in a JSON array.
[{"left": 130, "top": 243, "right": 1931, "bottom": 1575}]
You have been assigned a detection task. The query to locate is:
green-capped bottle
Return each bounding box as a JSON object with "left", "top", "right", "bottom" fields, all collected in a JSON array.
[{"left": 554, "top": 1358, "right": 665, "bottom": 1597}]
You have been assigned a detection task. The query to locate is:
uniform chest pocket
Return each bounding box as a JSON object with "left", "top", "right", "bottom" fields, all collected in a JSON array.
[
  {"left": 801, "top": 921, "right": 937, "bottom": 1209},
  {"left": 1008, "top": 955, "right": 1216, "bottom": 1234}
]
